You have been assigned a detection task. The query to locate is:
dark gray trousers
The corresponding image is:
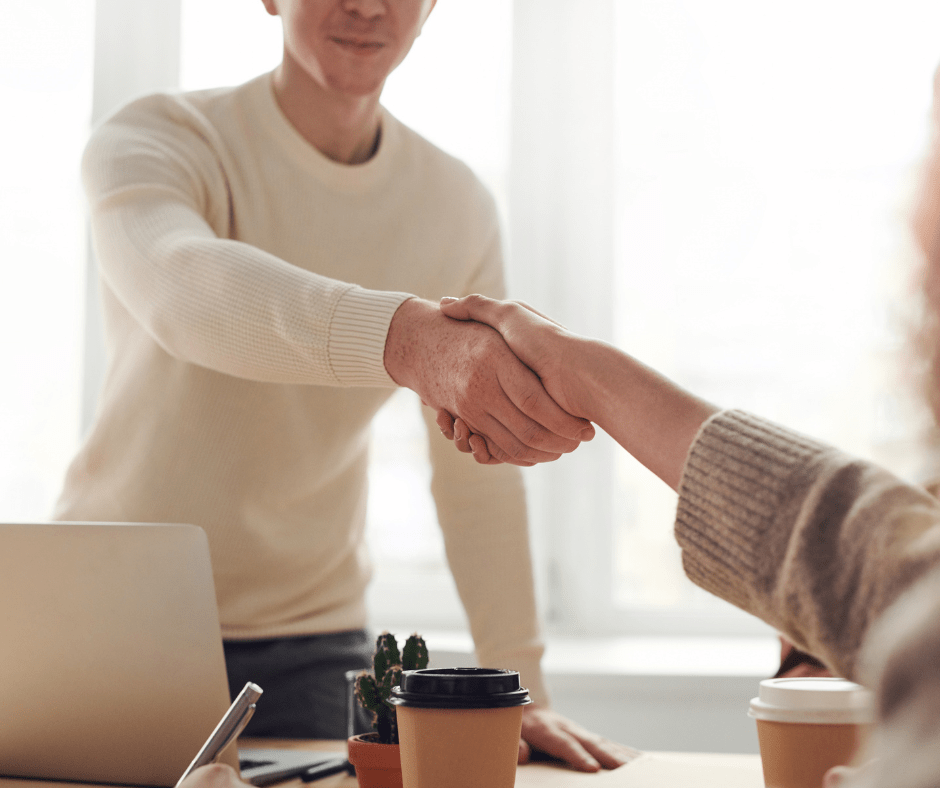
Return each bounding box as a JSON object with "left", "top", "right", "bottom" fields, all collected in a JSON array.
[{"left": 224, "top": 629, "right": 373, "bottom": 739}]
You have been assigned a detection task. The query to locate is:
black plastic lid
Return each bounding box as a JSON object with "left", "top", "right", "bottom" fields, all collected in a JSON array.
[{"left": 389, "top": 668, "right": 532, "bottom": 709}]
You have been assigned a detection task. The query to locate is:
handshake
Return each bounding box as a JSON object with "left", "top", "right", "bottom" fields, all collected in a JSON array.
[
  {"left": 384, "top": 294, "right": 598, "bottom": 468},
  {"left": 384, "top": 294, "right": 717, "bottom": 488}
]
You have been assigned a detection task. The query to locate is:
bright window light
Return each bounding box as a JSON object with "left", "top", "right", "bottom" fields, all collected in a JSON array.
[{"left": 0, "top": 1, "right": 93, "bottom": 520}]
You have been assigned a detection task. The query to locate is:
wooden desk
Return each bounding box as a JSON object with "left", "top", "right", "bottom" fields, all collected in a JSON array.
[
  {"left": 239, "top": 739, "right": 764, "bottom": 787},
  {"left": 0, "top": 740, "right": 763, "bottom": 788}
]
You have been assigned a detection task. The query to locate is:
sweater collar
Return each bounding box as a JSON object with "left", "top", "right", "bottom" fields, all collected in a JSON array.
[{"left": 248, "top": 71, "right": 399, "bottom": 194}]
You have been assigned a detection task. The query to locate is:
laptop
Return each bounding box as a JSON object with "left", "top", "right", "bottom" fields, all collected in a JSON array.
[{"left": 0, "top": 522, "right": 345, "bottom": 787}]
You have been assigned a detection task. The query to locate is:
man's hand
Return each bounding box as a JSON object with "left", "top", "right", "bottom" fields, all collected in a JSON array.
[
  {"left": 519, "top": 705, "right": 641, "bottom": 772},
  {"left": 435, "top": 294, "right": 591, "bottom": 465},
  {"left": 178, "top": 764, "right": 252, "bottom": 788},
  {"left": 384, "top": 297, "right": 593, "bottom": 466},
  {"left": 439, "top": 295, "right": 588, "bottom": 419}
]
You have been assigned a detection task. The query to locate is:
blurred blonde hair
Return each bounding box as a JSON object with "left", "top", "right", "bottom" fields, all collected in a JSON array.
[{"left": 915, "top": 66, "right": 940, "bottom": 429}]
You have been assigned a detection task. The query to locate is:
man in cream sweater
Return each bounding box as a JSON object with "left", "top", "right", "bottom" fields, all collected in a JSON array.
[{"left": 55, "top": 0, "right": 630, "bottom": 772}]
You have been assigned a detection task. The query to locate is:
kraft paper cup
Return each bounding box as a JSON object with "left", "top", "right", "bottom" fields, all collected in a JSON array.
[
  {"left": 390, "top": 668, "right": 531, "bottom": 788},
  {"left": 749, "top": 677, "right": 874, "bottom": 788}
]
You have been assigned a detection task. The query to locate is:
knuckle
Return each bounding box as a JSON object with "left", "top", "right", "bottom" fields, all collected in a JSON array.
[
  {"left": 452, "top": 391, "right": 475, "bottom": 417},
  {"left": 489, "top": 442, "right": 521, "bottom": 465},
  {"left": 519, "top": 421, "right": 546, "bottom": 447},
  {"left": 517, "top": 388, "right": 543, "bottom": 414}
]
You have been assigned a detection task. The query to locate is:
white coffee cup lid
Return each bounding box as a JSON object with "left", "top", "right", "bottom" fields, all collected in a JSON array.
[{"left": 748, "top": 677, "right": 874, "bottom": 724}]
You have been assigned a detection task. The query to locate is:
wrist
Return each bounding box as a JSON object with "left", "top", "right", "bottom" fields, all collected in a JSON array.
[
  {"left": 565, "top": 336, "right": 618, "bottom": 422},
  {"left": 383, "top": 296, "right": 433, "bottom": 389}
]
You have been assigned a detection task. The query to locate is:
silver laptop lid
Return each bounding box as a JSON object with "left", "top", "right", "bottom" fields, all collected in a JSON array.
[{"left": 0, "top": 522, "right": 236, "bottom": 787}]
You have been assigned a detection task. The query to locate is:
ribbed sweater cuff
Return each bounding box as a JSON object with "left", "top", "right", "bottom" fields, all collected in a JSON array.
[
  {"left": 476, "top": 647, "right": 549, "bottom": 707},
  {"left": 327, "top": 287, "right": 415, "bottom": 386},
  {"left": 675, "top": 409, "right": 831, "bottom": 612},
  {"left": 517, "top": 661, "right": 549, "bottom": 708}
]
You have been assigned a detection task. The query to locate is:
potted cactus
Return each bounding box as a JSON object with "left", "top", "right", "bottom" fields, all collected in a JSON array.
[{"left": 347, "top": 632, "right": 429, "bottom": 788}]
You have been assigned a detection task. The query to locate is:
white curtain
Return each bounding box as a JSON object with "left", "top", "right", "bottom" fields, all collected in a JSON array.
[
  {"left": 82, "top": 0, "right": 182, "bottom": 432},
  {"left": 508, "top": 0, "right": 618, "bottom": 630}
]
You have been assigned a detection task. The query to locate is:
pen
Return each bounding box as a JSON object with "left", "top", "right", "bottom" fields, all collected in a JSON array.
[
  {"left": 175, "top": 682, "right": 264, "bottom": 788},
  {"left": 299, "top": 759, "right": 352, "bottom": 783}
]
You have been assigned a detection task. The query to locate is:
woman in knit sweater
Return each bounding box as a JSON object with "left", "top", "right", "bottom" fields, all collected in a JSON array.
[{"left": 437, "top": 292, "right": 940, "bottom": 788}]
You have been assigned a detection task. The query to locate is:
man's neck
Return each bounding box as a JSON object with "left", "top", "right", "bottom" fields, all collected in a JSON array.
[{"left": 271, "top": 60, "right": 383, "bottom": 166}]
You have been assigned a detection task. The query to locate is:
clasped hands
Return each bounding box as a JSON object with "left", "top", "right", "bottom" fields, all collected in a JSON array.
[{"left": 384, "top": 295, "right": 591, "bottom": 467}]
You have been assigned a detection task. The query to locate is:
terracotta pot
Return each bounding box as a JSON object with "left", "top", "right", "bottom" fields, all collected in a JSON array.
[{"left": 347, "top": 733, "right": 403, "bottom": 788}]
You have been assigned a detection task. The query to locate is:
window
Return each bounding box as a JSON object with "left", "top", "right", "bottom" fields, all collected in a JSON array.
[
  {"left": 605, "top": 0, "right": 940, "bottom": 631},
  {"left": 503, "top": 0, "right": 940, "bottom": 637},
  {"left": 0, "top": 1, "right": 93, "bottom": 520},
  {"left": 23, "top": 0, "right": 940, "bottom": 644}
]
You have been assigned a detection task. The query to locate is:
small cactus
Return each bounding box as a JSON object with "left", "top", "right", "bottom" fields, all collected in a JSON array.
[{"left": 354, "top": 632, "right": 429, "bottom": 744}]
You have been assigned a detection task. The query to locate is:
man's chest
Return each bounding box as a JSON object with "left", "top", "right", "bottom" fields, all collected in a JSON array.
[{"left": 222, "top": 183, "right": 465, "bottom": 299}]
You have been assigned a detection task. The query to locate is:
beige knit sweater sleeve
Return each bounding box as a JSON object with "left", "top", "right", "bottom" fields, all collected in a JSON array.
[
  {"left": 677, "top": 411, "right": 940, "bottom": 788},
  {"left": 83, "top": 94, "right": 413, "bottom": 388},
  {"left": 675, "top": 409, "right": 940, "bottom": 681}
]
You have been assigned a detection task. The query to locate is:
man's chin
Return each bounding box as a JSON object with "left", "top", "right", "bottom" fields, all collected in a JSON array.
[{"left": 326, "top": 71, "right": 388, "bottom": 100}]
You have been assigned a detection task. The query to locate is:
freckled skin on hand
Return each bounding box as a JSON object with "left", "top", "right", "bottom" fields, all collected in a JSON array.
[{"left": 383, "top": 297, "right": 591, "bottom": 466}]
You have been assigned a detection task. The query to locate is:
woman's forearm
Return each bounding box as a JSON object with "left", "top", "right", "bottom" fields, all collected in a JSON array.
[{"left": 568, "top": 337, "right": 719, "bottom": 490}]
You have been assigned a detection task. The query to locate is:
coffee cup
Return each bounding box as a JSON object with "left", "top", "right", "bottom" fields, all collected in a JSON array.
[
  {"left": 390, "top": 668, "right": 531, "bottom": 788},
  {"left": 749, "top": 677, "right": 874, "bottom": 788}
]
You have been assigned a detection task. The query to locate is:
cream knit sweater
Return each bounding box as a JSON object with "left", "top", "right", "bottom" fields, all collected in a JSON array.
[
  {"left": 678, "top": 410, "right": 940, "bottom": 788},
  {"left": 55, "top": 73, "right": 547, "bottom": 703}
]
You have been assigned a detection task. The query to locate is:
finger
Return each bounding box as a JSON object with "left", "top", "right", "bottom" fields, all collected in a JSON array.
[
  {"left": 580, "top": 738, "right": 642, "bottom": 770},
  {"left": 823, "top": 766, "right": 859, "bottom": 788},
  {"left": 517, "top": 738, "right": 531, "bottom": 765},
  {"left": 468, "top": 432, "right": 499, "bottom": 464},
  {"left": 442, "top": 297, "right": 595, "bottom": 444},
  {"left": 436, "top": 409, "right": 456, "bottom": 440},
  {"left": 520, "top": 709, "right": 602, "bottom": 773},
  {"left": 439, "top": 293, "right": 510, "bottom": 326},
  {"left": 441, "top": 294, "right": 566, "bottom": 330},
  {"left": 180, "top": 764, "right": 243, "bottom": 788},
  {"left": 495, "top": 369, "right": 590, "bottom": 449},
  {"left": 452, "top": 363, "right": 586, "bottom": 459},
  {"left": 474, "top": 432, "right": 534, "bottom": 467},
  {"left": 453, "top": 418, "right": 473, "bottom": 454},
  {"left": 534, "top": 729, "right": 601, "bottom": 772},
  {"left": 466, "top": 411, "right": 559, "bottom": 465},
  {"left": 520, "top": 706, "right": 641, "bottom": 773}
]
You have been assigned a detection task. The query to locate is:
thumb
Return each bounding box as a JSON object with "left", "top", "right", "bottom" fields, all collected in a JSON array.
[
  {"left": 439, "top": 295, "right": 470, "bottom": 320},
  {"left": 439, "top": 294, "right": 497, "bottom": 323},
  {"left": 518, "top": 738, "right": 532, "bottom": 765},
  {"left": 823, "top": 766, "right": 857, "bottom": 787}
]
